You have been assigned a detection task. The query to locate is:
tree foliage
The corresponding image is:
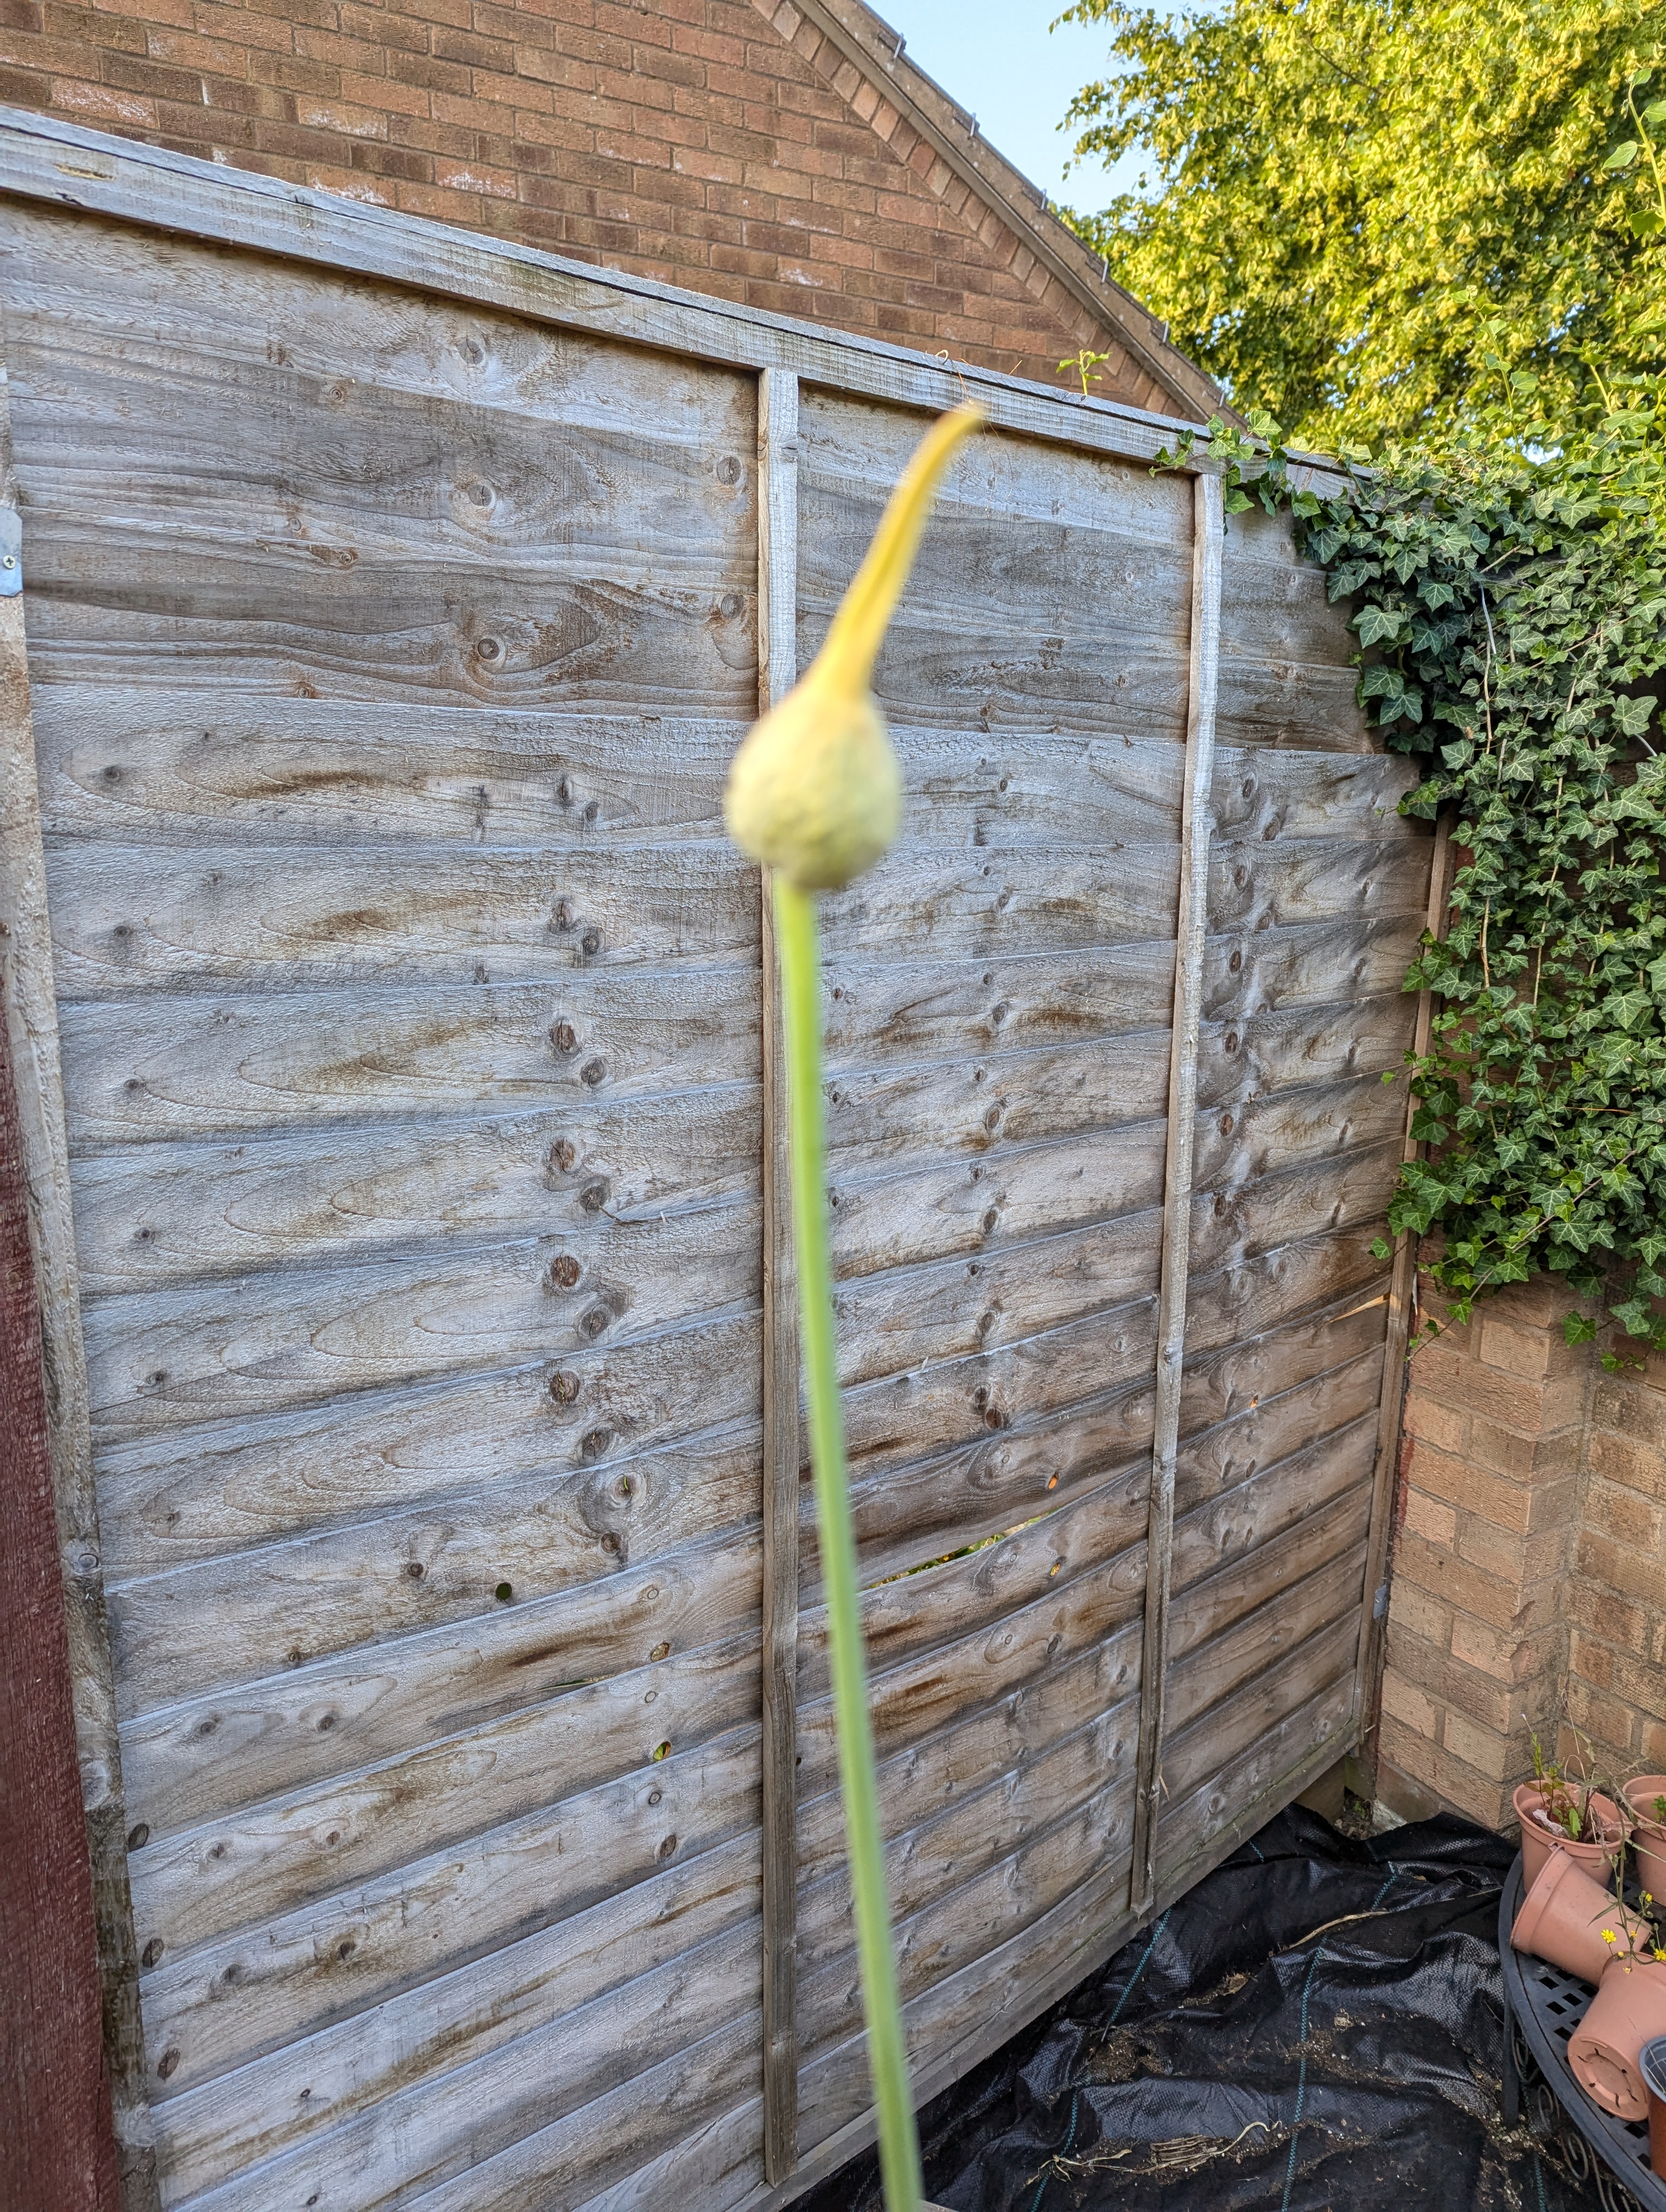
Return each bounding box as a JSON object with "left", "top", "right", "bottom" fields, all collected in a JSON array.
[{"left": 1058, "top": 0, "right": 1665, "bottom": 445}]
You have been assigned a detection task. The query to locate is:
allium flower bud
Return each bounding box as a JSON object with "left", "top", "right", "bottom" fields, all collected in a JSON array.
[{"left": 725, "top": 402, "right": 984, "bottom": 890}]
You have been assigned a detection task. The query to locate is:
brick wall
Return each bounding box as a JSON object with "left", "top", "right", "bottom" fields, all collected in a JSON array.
[
  {"left": 1375, "top": 1268, "right": 1666, "bottom": 1829},
  {"left": 0, "top": 0, "right": 1169, "bottom": 403},
  {"left": 1566, "top": 1355, "right": 1666, "bottom": 1780}
]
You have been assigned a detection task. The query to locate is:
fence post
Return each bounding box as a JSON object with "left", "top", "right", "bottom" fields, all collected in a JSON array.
[
  {"left": 1349, "top": 812, "right": 1452, "bottom": 1791},
  {"left": 757, "top": 364, "right": 803, "bottom": 2184},
  {"left": 1130, "top": 466, "right": 1223, "bottom": 1918}
]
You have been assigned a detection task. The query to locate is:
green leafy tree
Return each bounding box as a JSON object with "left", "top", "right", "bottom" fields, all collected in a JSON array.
[{"left": 1058, "top": 0, "right": 1666, "bottom": 445}]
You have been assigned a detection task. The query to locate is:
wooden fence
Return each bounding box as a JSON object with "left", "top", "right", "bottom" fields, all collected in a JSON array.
[{"left": 0, "top": 106, "right": 1435, "bottom": 2212}]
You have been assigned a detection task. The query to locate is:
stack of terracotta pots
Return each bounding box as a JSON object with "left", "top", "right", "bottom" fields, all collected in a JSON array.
[{"left": 1510, "top": 1773, "right": 1666, "bottom": 2138}]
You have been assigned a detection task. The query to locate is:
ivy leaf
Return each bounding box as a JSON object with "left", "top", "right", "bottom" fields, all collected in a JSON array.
[
  {"left": 1354, "top": 604, "right": 1405, "bottom": 647},
  {"left": 1613, "top": 695, "right": 1658, "bottom": 738}
]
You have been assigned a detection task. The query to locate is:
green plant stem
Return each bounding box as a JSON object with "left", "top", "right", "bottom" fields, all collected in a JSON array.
[{"left": 774, "top": 872, "right": 922, "bottom": 2212}]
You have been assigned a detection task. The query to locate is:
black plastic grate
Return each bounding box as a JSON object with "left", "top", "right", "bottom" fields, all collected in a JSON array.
[{"left": 1500, "top": 1855, "right": 1665, "bottom": 2212}]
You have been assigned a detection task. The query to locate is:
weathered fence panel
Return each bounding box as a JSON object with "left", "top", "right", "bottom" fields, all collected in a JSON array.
[{"left": 0, "top": 107, "right": 1432, "bottom": 2212}]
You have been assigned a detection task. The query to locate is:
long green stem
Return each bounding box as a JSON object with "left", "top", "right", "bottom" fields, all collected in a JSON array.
[{"left": 774, "top": 872, "right": 922, "bottom": 2212}]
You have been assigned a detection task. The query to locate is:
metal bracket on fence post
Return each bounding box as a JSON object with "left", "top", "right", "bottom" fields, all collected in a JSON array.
[
  {"left": 0, "top": 506, "right": 22, "bottom": 595},
  {"left": 1129, "top": 465, "right": 1223, "bottom": 1920}
]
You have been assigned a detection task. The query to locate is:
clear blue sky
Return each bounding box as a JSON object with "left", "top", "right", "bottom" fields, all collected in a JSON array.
[{"left": 870, "top": 0, "right": 1146, "bottom": 210}]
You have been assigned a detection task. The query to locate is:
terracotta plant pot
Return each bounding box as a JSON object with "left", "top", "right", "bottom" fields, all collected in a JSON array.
[
  {"left": 1624, "top": 1776, "right": 1666, "bottom": 1908},
  {"left": 1511, "top": 1851, "right": 1637, "bottom": 1983},
  {"left": 1514, "top": 1783, "right": 1622, "bottom": 1893},
  {"left": 1641, "top": 2036, "right": 1666, "bottom": 2177},
  {"left": 1569, "top": 1956, "right": 1666, "bottom": 2121}
]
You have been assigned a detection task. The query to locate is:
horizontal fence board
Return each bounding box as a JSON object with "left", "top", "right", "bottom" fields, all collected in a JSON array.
[
  {"left": 145, "top": 1771, "right": 762, "bottom": 2130},
  {"left": 107, "top": 1230, "right": 1389, "bottom": 1778},
  {"left": 798, "top": 1459, "right": 1149, "bottom": 1708},
  {"left": 127, "top": 1627, "right": 761, "bottom": 1962},
  {"left": 798, "top": 1623, "right": 1144, "bottom": 1894},
  {"left": 165, "top": 1911, "right": 768, "bottom": 2212},
  {"left": 154, "top": 1836, "right": 759, "bottom": 2201},
  {"left": 1209, "top": 745, "right": 1419, "bottom": 843},
  {"left": 93, "top": 1310, "right": 760, "bottom": 1580},
  {"left": 34, "top": 690, "right": 1212, "bottom": 856},
  {"left": 798, "top": 1540, "right": 1363, "bottom": 2028},
  {"left": 59, "top": 971, "right": 762, "bottom": 1144},
  {"left": 56, "top": 921, "right": 1418, "bottom": 1152},
  {"left": 69, "top": 1089, "right": 760, "bottom": 1295},
  {"left": 834, "top": 1205, "right": 1163, "bottom": 1389},
  {"left": 33, "top": 692, "right": 739, "bottom": 848},
  {"left": 794, "top": 1690, "right": 1140, "bottom": 1978},
  {"left": 118, "top": 1427, "right": 760, "bottom": 1825},
  {"left": 111, "top": 1461, "right": 762, "bottom": 1724},
  {"left": 828, "top": 1117, "right": 1167, "bottom": 1284},
  {"left": 86, "top": 1200, "right": 759, "bottom": 1442},
  {"left": 47, "top": 843, "right": 759, "bottom": 997},
  {"left": 836, "top": 1327, "right": 1385, "bottom": 1597},
  {"left": 52, "top": 836, "right": 1201, "bottom": 1002},
  {"left": 1187, "top": 1138, "right": 1402, "bottom": 1276},
  {"left": 836, "top": 1237, "right": 1386, "bottom": 1545},
  {"left": 5, "top": 220, "right": 762, "bottom": 716}
]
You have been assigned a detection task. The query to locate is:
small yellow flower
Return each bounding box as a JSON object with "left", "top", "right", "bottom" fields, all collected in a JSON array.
[
  {"left": 1654, "top": 1947, "right": 1666, "bottom": 1962},
  {"left": 726, "top": 403, "right": 984, "bottom": 891},
  {"left": 1603, "top": 1928, "right": 1618, "bottom": 1943}
]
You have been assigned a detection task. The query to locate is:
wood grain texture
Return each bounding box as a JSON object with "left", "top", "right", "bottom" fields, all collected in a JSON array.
[
  {"left": 31, "top": 691, "right": 1413, "bottom": 859},
  {"left": 109, "top": 1436, "right": 764, "bottom": 1721},
  {"left": 58, "top": 969, "right": 760, "bottom": 1145},
  {"left": 82, "top": 1195, "right": 760, "bottom": 1441},
  {"left": 127, "top": 1623, "right": 762, "bottom": 1964},
  {"left": 68, "top": 1089, "right": 761, "bottom": 1295},
  {"left": 4, "top": 219, "right": 761, "bottom": 714},
  {"left": 93, "top": 1309, "right": 761, "bottom": 1582}
]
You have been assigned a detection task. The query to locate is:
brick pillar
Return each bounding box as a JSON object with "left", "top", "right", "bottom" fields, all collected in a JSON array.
[
  {"left": 1566, "top": 1358, "right": 1666, "bottom": 1779},
  {"left": 1375, "top": 1273, "right": 1594, "bottom": 1827}
]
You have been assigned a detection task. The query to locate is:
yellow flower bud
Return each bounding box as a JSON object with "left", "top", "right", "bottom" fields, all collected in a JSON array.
[{"left": 726, "top": 403, "right": 984, "bottom": 890}]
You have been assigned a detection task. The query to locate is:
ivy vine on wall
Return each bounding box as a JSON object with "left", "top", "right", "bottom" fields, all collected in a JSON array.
[{"left": 1162, "top": 383, "right": 1666, "bottom": 1352}]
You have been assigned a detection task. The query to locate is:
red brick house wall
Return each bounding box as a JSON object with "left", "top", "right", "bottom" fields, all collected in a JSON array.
[{"left": 0, "top": 0, "right": 1210, "bottom": 410}]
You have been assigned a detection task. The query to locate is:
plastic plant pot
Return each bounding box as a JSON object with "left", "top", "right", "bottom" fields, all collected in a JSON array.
[
  {"left": 1568, "top": 1956, "right": 1666, "bottom": 2121},
  {"left": 1642, "top": 2035, "right": 1666, "bottom": 2176},
  {"left": 1624, "top": 1776, "right": 1666, "bottom": 1908},
  {"left": 1514, "top": 1783, "right": 1622, "bottom": 1893},
  {"left": 1511, "top": 1850, "right": 1637, "bottom": 1983}
]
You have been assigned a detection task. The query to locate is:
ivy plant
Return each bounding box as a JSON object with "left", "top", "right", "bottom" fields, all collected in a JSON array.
[{"left": 1161, "top": 359, "right": 1666, "bottom": 1352}]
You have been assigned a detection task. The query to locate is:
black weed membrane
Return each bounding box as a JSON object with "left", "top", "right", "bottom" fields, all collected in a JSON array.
[{"left": 802, "top": 1806, "right": 1592, "bottom": 2212}]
